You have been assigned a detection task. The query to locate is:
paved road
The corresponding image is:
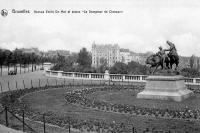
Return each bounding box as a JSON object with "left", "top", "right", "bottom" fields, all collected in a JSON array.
[{"left": 0, "top": 70, "right": 108, "bottom": 93}]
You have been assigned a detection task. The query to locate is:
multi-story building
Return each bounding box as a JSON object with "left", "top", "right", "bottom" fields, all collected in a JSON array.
[
  {"left": 119, "top": 49, "right": 143, "bottom": 64},
  {"left": 92, "top": 42, "right": 151, "bottom": 67},
  {"left": 92, "top": 42, "right": 120, "bottom": 68},
  {"left": 119, "top": 49, "right": 132, "bottom": 64}
]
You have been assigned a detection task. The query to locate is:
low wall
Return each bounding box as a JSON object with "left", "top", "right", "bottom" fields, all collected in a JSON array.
[
  {"left": 45, "top": 70, "right": 200, "bottom": 85},
  {"left": 45, "top": 70, "right": 147, "bottom": 83}
]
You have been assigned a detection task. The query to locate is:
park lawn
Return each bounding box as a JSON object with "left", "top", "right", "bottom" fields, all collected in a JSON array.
[
  {"left": 21, "top": 87, "right": 200, "bottom": 133},
  {"left": 88, "top": 89, "right": 200, "bottom": 111}
]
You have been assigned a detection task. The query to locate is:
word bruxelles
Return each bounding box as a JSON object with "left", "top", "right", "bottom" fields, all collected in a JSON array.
[{"left": 12, "top": 9, "right": 30, "bottom": 13}]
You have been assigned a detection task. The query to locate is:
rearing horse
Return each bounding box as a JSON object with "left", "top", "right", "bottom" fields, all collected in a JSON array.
[
  {"left": 167, "top": 53, "right": 179, "bottom": 70},
  {"left": 165, "top": 40, "right": 179, "bottom": 70}
]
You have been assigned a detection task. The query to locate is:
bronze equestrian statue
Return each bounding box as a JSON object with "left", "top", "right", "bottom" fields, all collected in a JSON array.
[
  {"left": 165, "top": 41, "right": 179, "bottom": 70},
  {"left": 146, "top": 41, "right": 179, "bottom": 74},
  {"left": 146, "top": 53, "right": 170, "bottom": 74}
]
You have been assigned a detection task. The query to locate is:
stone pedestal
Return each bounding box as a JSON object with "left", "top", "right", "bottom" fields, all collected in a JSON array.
[
  {"left": 137, "top": 75, "right": 193, "bottom": 102},
  {"left": 104, "top": 70, "right": 110, "bottom": 81},
  {"left": 57, "top": 71, "right": 63, "bottom": 78}
]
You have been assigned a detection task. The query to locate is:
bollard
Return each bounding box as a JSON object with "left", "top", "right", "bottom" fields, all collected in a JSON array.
[
  {"left": 23, "top": 80, "right": 25, "bottom": 89},
  {"left": 16, "top": 81, "right": 18, "bottom": 90},
  {"left": 68, "top": 117, "right": 71, "bottom": 133},
  {"left": 23, "top": 110, "right": 25, "bottom": 132},
  {"left": 43, "top": 114, "right": 46, "bottom": 133},
  {"left": 31, "top": 79, "right": 33, "bottom": 88},
  {"left": 0, "top": 82, "right": 2, "bottom": 92},
  {"left": 39, "top": 79, "right": 41, "bottom": 88},
  {"left": 8, "top": 82, "right": 10, "bottom": 91},
  {"left": 5, "top": 106, "right": 8, "bottom": 127},
  {"left": 132, "top": 126, "right": 135, "bottom": 133},
  {"left": 46, "top": 79, "right": 49, "bottom": 87}
]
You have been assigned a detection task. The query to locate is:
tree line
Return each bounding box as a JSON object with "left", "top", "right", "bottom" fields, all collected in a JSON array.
[
  {"left": 181, "top": 55, "right": 200, "bottom": 77},
  {"left": 52, "top": 47, "right": 150, "bottom": 75},
  {"left": 3, "top": 47, "right": 198, "bottom": 77},
  {"left": 0, "top": 48, "right": 55, "bottom": 76},
  {"left": 52, "top": 47, "right": 200, "bottom": 77}
]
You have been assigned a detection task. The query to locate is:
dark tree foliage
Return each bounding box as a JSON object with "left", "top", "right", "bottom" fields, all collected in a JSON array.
[
  {"left": 52, "top": 47, "right": 96, "bottom": 73},
  {"left": 110, "top": 62, "right": 128, "bottom": 74},
  {"left": 96, "top": 58, "right": 109, "bottom": 73},
  {"left": 127, "top": 61, "right": 149, "bottom": 75},
  {"left": 181, "top": 68, "right": 200, "bottom": 78},
  {"left": 109, "top": 61, "right": 149, "bottom": 75},
  {"left": 197, "top": 58, "right": 200, "bottom": 71},
  {"left": 77, "top": 48, "right": 92, "bottom": 67},
  {"left": 52, "top": 53, "right": 78, "bottom": 72},
  {"left": 0, "top": 48, "right": 55, "bottom": 75},
  {"left": 189, "top": 55, "right": 195, "bottom": 69}
]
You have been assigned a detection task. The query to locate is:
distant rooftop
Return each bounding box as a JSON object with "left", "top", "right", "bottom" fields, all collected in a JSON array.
[
  {"left": 120, "top": 48, "right": 129, "bottom": 52},
  {"left": 92, "top": 42, "right": 119, "bottom": 50}
]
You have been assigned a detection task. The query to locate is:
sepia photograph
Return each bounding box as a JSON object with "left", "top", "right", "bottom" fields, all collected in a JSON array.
[{"left": 0, "top": 0, "right": 200, "bottom": 132}]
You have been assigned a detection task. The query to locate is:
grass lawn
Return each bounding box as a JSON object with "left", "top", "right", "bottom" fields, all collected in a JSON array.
[
  {"left": 21, "top": 87, "right": 200, "bottom": 133},
  {"left": 89, "top": 89, "right": 200, "bottom": 110}
]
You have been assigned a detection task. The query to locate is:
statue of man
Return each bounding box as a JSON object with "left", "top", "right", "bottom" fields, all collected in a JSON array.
[
  {"left": 165, "top": 41, "right": 178, "bottom": 57},
  {"left": 156, "top": 46, "right": 167, "bottom": 68},
  {"left": 164, "top": 41, "right": 179, "bottom": 70}
]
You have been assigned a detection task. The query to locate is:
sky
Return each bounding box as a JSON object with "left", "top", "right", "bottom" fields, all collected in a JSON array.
[{"left": 0, "top": 0, "right": 200, "bottom": 56}]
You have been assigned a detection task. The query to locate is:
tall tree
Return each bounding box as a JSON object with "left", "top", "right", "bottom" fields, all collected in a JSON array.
[
  {"left": 127, "top": 61, "right": 149, "bottom": 75},
  {"left": 0, "top": 49, "right": 6, "bottom": 76},
  {"left": 77, "top": 48, "right": 92, "bottom": 67},
  {"left": 197, "top": 58, "right": 200, "bottom": 71},
  {"left": 190, "top": 55, "right": 195, "bottom": 69},
  {"left": 3, "top": 50, "right": 12, "bottom": 74},
  {"left": 14, "top": 49, "right": 23, "bottom": 74},
  {"left": 98, "top": 58, "right": 108, "bottom": 73},
  {"left": 110, "top": 62, "right": 128, "bottom": 74}
]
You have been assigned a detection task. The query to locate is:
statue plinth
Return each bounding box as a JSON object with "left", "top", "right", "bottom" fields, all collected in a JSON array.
[
  {"left": 137, "top": 75, "right": 193, "bottom": 102},
  {"left": 153, "top": 69, "right": 180, "bottom": 76}
]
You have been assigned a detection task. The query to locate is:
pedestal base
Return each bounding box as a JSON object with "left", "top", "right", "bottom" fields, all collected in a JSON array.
[{"left": 137, "top": 75, "right": 193, "bottom": 102}]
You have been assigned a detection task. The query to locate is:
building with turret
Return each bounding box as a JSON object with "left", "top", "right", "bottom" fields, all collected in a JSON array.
[{"left": 92, "top": 42, "right": 120, "bottom": 68}]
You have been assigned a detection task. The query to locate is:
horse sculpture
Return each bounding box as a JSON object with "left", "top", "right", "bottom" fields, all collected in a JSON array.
[
  {"left": 146, "top": 54, "right": 170, "bottom": 74},
  {"left": 146, "top": 53, "right": 179, "bottom": 74},
  {"left": 167, "top": 52, "right": 179, "bottom": 70},
  {"left": 146, "top": 41, "right": 179, "bottom": 74},
  {"left": 165, "top": 40, "right": 179, "bottom": 70}
]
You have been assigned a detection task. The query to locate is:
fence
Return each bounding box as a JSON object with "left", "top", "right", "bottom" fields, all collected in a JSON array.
[
  {"left": 0, "top": 106, "right": 143, "bottom": 133},
  {"left": 0, "top": 105, "right": 74, "bottom": 133},
  {"left": 0, "top": 106, "right": 36, "bottom": 132},
  {"left": 45, "top": 70, "right": 200, "bottom": 85}
]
